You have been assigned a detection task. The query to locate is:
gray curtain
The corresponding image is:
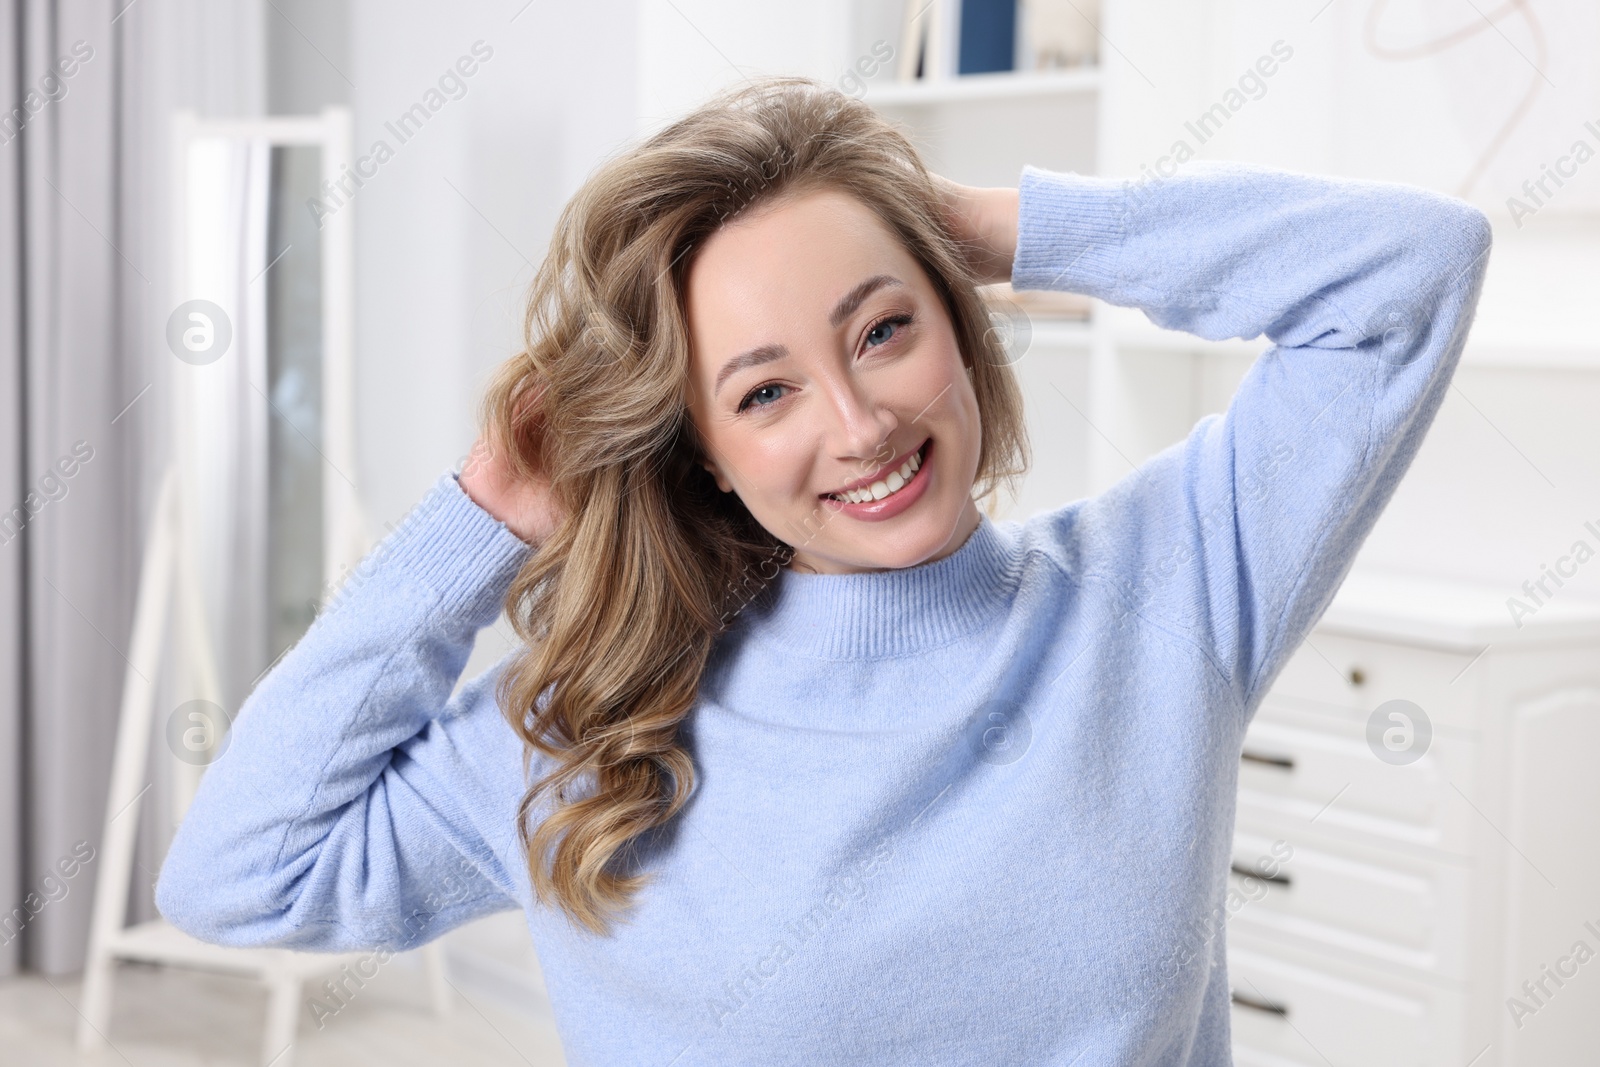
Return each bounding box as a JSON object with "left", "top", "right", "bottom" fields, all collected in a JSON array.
[
  {"left": 0, "top": 0, "right": 147, "bottom": 978},
  {"left": 0, "top": 0, "right": 267, "bottom": 977}
]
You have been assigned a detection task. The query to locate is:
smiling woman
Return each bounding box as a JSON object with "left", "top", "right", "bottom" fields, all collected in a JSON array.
[
  {"left": 155, "top": 74, "right": 1494, "bottom": 1067},
  {"left": 463, "top": 74, "right": 1029, "bottom": 932}
]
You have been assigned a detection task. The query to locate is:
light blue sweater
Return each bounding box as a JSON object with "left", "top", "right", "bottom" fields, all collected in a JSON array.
[{"left": 156, "top": 161, "right": 1491, "bottom": 1065}]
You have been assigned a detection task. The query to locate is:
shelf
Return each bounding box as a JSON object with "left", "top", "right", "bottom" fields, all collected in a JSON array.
[
  {"left": 1096, "top": 305, "right": 1269, "bottom": 358},
  {"left": 1458, "top": 342, "right": 1600, "bottom": 369},
  {"left": 1456, "top": 213, "right": 1600, "bottom": 369},
  {"left": 1025, "top": 319, "right": 1093, "bottom": 349},
  {"left": 980, "top": 283, "right": 1092, "bottom": 320},
  {"left": 865, "top": 66, "right": 1100, "bottom": 107}
]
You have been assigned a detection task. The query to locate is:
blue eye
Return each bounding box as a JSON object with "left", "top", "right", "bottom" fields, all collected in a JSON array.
[
  {"left": 738, "top": 382, "right": 787, "bottom": 412},
  {"left": 865, "top": 313, "right": 911, "bottom": 349}
]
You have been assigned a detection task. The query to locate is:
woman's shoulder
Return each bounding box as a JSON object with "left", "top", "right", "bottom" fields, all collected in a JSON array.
[{"left": 1007, "top": 495, "right": 1095, "bottom": 585}]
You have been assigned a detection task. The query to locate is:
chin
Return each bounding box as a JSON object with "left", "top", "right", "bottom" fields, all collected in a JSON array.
[{"left": 800, "top": 496, "right": 963, "bottom": 573}]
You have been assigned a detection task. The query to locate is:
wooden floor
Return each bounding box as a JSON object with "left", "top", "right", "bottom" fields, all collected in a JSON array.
[{"left": 0, "top": 952, "right": 569, "bottom": 1066}]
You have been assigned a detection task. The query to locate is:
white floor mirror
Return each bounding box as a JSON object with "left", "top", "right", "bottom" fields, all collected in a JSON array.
[{"left": 76, "top": 106, "right": 450, "bottom": 1067}]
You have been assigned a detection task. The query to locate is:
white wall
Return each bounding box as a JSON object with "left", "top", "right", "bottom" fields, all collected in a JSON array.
[
  {"left": 339, "top": 0, "right": 640, "bottom": 1019},
  {"left": 635, "top": 0, "right": 852, "bottom": 133},
  {"left": 349, "top": 0, "right": 638, "bottom": 535}
]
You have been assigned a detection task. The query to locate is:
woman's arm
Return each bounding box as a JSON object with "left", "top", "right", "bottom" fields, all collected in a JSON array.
[
  {"left": 976, "top": 162, "right": 1491, "bottom": 718},
  {"left": 155, "top": 469, "right": 537, "bottom": 951}
]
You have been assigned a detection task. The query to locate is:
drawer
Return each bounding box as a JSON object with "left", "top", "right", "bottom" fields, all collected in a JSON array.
[
  {"left": 1228, "top": 934, "right": 1469, "bottom": 1067},
  {"left": 1227, "top": 826, "right": 1472, "bottom": 981},
  {"left": 1236, "top": 714, "right": 1480, "bottom": 859},
  {"left": 1267, "top": 631, "right": 1483, "bottom": 732}
]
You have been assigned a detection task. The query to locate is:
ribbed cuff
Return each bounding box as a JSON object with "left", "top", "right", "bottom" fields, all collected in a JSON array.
[
  {"left": 374, "top": 469, "right": 535, "bottom": 629},
  {"left": 1011, "top": 165, "right": 1128, "bottom": 296}
]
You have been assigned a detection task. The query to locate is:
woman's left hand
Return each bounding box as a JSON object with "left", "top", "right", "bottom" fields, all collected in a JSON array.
[{"left": 930, "top": 174, "right": 1019, "bottom": 286}]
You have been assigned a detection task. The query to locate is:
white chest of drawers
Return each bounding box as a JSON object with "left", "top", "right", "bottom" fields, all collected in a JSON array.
[{"left": 1226, "top": 569, "right": 1600, "bottom": 1067}]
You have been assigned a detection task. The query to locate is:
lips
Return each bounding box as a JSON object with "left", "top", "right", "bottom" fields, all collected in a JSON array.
[
  {"left": 820, "top": 437, "right": 930, "bottom": 500},
  {"left": 818, "top": 437, "right": 934, "bottom": 520}
]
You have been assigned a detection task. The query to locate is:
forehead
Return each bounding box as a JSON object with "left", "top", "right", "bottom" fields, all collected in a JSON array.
[
  {"left": 690, "top": 187, "right": 907, "bottom": 292},
  {"left": 683, "top": 188, "right": 918, "bottom": 368}
]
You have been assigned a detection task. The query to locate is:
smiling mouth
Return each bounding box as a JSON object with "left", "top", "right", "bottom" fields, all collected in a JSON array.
[{"left": 822, "top": 438, "right": 930, "bottom": 504}]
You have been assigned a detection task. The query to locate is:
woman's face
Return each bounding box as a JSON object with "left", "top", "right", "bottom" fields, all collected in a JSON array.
[{"left": 684, "top": 186, "right": 983, "bottom": 575}]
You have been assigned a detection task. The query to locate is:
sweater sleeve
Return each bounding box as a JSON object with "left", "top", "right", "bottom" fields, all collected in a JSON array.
[
  {"left": 1012, "top": 161, "right": 1492, "bottom": 719},
  {"left": 155, "top": 469, "right": 537, "bottom": 952}
]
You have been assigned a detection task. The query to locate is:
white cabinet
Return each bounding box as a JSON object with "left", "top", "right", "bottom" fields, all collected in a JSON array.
[{"left": 1228, "top": 569, "right": 1600, "bottom": 1066}]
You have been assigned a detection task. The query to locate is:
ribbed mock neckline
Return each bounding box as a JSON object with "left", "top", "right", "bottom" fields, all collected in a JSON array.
[{"left": 742, "top": 514, "right": 1020, "bottom": 660}]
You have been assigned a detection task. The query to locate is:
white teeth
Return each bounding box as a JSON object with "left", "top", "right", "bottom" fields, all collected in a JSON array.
[{"left": 832, "top": 446, "right": 925, "bottom": 504}]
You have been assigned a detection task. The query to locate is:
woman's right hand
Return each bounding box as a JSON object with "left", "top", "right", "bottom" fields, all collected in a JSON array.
[{"left": 457, "top": 393, "right": 563, "bottom": 549}]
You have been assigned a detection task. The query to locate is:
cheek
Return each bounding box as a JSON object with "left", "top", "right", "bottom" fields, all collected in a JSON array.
[
  {"left": 741, "top": 430, "right": 818, "bottom": 502},
  {"left": 916, "top": 331, "right": 973, "bottom": 416}
]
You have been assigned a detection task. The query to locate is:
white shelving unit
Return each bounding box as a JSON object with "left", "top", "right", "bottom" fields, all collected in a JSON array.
[{"left": 863, "top": 61, "right": 1098, "bottom": 194}]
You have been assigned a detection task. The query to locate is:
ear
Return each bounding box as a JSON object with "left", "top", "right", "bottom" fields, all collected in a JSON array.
[{"left": 700, "top": 458, "right": 733, "bottom": 493}]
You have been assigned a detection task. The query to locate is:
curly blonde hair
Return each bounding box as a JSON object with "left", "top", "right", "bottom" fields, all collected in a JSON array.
[{"left": 477, "top": 75, "right": 1030, "bottom": 936}]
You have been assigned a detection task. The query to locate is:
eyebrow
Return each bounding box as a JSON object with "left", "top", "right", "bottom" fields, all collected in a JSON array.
[{"left": 713, "top": 274, "right": 904, "bottom": 398}]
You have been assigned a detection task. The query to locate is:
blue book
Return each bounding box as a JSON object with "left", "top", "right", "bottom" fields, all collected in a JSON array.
[{"left": 958, "top": 0, "right": 1017, "bottom": 74}]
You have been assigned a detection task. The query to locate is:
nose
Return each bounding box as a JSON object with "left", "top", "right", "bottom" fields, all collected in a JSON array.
[{"left": 822, "top": 367, "right": 899, "bottom": 469}]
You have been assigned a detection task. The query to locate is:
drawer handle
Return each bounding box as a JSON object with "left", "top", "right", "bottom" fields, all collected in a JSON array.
[
  {"left": 1240, "top": 749, "right": 1294, "bottom": 771},
  {"left": 1231, "top": 989, "right": 1290, "bottom": 1017},
  {"left": 1230, "top": 862, "right": 1291, "bottom": 887}
]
